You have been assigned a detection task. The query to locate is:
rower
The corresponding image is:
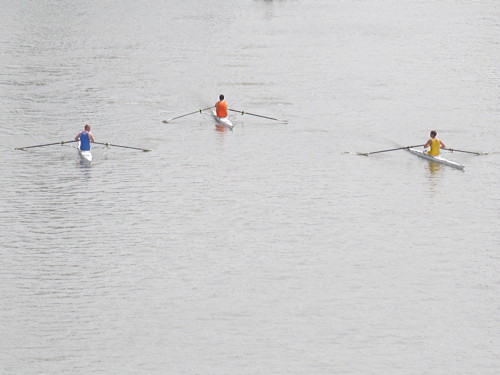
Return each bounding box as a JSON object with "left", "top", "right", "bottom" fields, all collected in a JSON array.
[
  {"left": 75, "top": 124, "right": 95, "bottom": 150},
  {"left": 424, "top": 130, "right": 446, "bottom": 156},
  {"left": 215, "top": 94, "right": 228, "bottom": 118}
]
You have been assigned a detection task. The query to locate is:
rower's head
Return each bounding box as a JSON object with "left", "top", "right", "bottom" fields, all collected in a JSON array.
[
  {"left": 430, "top": 130, "right": 437, "bottom": 138},
  {"left": 85, "top": 124, "right": 91, "bottom": 131},
  {"left": 219, "top": 94, "right": 224, "bottom": 101}
]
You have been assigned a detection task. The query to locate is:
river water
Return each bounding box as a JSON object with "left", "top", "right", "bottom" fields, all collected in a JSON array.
[{"left": 1, "top": 1, "right": 499, "bottom": 374}]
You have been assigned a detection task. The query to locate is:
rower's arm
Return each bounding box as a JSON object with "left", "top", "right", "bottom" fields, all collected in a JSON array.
[
  {"left": 424, "top": 139, "right": 431, "bottom": 148},
  {"left": 440, "top": 140, "right": 447, "bottom": 149},
  {"left": 74, "top": 133, "right": 80, "bottom": 141},
  {"left": 90, "top": 133, "right": 95, "bottom": 142}
]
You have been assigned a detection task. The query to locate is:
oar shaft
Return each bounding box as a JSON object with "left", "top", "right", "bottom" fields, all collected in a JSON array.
[
  {"left": 366, "top": 144, "right": 425, "bottom": 155},
  {"left": 15, "top": 140, "right": 77, "bottom": 150},
  {"left": 94, "top": 142, "right": 151, "bottom": 152},
  {"left": 444, "top": 148, "right": 481, "bottom": 155},
  {"left": 228, "top": 108, "right": 283, "bottom": 121},
  {"left": 163, "top": 106, "right": 214, "bottom": 123}
]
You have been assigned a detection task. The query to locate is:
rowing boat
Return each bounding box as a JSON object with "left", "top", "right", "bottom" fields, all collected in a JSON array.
[
  {"left": 407, "top": 148, "right": 464, "bottom": 170},
  {"left": 211, "top": 110, "right": 234, "bottom": 130},
  {"left": 78, "top": 142, "right": 92, "bottom": 164}
]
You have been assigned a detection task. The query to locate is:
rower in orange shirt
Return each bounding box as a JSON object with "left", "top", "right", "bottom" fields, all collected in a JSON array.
[
  {"left": 424, "top": 130, "right": 446, "bottom": 156},
  {"left": 215, "top": 94, "right": 228, "bottom": 118}
]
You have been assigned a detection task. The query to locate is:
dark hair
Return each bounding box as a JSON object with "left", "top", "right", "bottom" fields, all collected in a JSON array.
[
  {"left": 430, "top": 130, "right": 437, "bottom": 137},
  {"left": 219, "top": 94, "right": 224, "bottom": 100}
]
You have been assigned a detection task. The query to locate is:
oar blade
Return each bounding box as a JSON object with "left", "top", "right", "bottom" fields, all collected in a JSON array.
[{"left": 342, "top": 151, "right": 368, "bottom": 156}]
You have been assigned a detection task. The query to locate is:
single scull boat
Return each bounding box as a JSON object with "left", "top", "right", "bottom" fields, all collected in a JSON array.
[
  {"left": 407, "top": 148, "right": 464, "bottom": 170},
  {"left": 78, "top": 142, "right": 92, "bottom": 164},
  {"left": 211, "top": 110, "right": 234, "bottom": 130}
]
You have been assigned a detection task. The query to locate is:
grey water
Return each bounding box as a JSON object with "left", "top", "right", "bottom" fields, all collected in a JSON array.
[{"left": 1, "top": 1, "right": 499, "bottom": 374}]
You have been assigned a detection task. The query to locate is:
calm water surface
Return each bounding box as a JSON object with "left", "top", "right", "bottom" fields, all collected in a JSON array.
[{"left": 1, "top": 0, "right": 499, "bottom": 374}]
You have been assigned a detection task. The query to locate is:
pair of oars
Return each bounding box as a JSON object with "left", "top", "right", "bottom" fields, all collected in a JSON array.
[
  {"left": 16, "top": 140, "right": 150, "bottom": 152},
  {"left": 351, "top": 145, "right": 487, "bottom": 156},
  {"left": 162, "top": 107, "right": 287, "bottom": 123}
]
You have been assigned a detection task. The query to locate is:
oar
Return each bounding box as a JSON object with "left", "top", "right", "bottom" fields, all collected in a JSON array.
[
  {"left": 444, "top": 148, "right": 485, "bottom": 155},
  {"left": 162, "top": 106, "right": 214, "bottom": 123},
  {"left": 94, "top": 142, "right": 151, "bottom": 152},
  {"left": 228, "top": 108, "right": 287, "bottom": 123},
  {"left": 356, "top": 144, "right": 425, "bottom": 156},
  {"left": 15, "top": 140, "right": 77, "bottom": 150}
]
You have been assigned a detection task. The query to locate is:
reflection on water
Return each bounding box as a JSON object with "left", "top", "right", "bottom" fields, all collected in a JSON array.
[
  {"left": 428, "top": 161, "right": 441, "bottom": 175},
  {"left": 215, "top": 124, "right": 230, "bottom": 133},
  {"left": 426, "top": 161, "right": 442, "bottom": 194}
]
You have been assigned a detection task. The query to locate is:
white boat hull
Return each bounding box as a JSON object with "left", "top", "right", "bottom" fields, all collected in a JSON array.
[
  {"left": 407, "top": 148, "right": 464, "bottom": 170},
  {"left": 211, "top": 111, "right": 234, "bottom": 130},
  {"left": 78, "top": 143, "right": 92, "bottom": 164}
]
